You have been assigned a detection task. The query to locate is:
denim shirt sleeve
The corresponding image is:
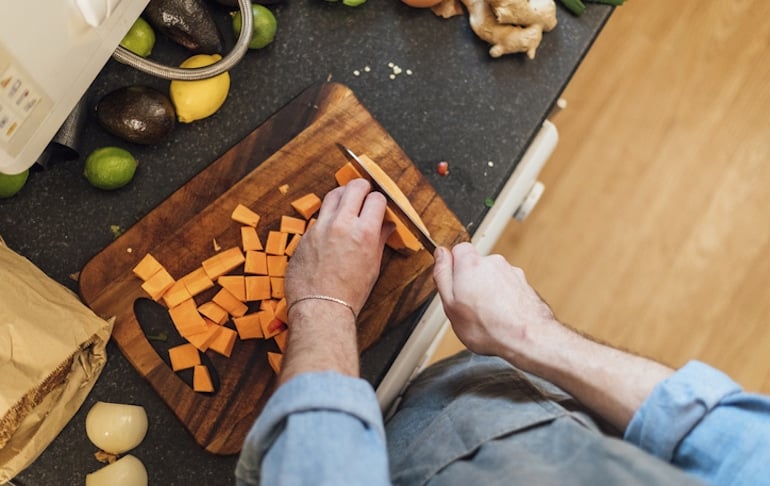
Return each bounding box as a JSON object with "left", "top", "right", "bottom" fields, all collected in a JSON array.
[
  {"left": 235, "top": 371, "right": 390, "bottom": 486},
  {"left": 625, "top": 361, "right": 770, "bottom": 485}
]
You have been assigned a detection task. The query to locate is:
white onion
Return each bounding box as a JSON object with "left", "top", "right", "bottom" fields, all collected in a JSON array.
[
  {"left": 85, "top": 401, "right": 148, "bottom": 454},
  {"left": 85, "top": 454, "right": 148, "bottom": 486}
]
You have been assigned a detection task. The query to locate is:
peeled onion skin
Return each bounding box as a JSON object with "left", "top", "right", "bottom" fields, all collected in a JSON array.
[
  {"left": 85, "top": 402, "right": 148, "bottom": 455},
  {"left": 85, "top": 454, "right": 148, "bottom": 486}
]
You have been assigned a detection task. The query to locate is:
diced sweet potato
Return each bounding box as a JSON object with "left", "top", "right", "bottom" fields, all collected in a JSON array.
[
  {"left": 266, "top": 255, "right": 288, "bottom": 277},
  {"left": 241, "top": 226, "right": 263, "bottom": 251},
  {"left": 265, "top": 231, "right": 288, "bottom": 256},
  {"left": 212, "top": 288, "right": 248, "bottom": 317},
  {"left": 218, "top": 275, "right": 246, "bottom": 302},
  {"left": 193, "top": 364, "right": 215, "bottom": 392},
  {"left": 168, "top": 299, "right": 208, "bottom": 337},
  {"left": 198, "top": 301, "right": 229, "bottom": 325},
  {"left": 133, "top": 253, "right": 164, "bottom": 281},
  {"left": 260, "top": 299, "right": 278, "bottom": 312},
  {"left": 208, "top": 326, "right": 238, "bottom": 357},
  {"left": 285, "top": 234, "right": 301, "bottom": 257},
  {"left": 163, "top": 280, "right": 192, "bottom": 308},
  {"left": 270, "top": 277, "right": 285, "bottom": 299},
  {"left": 267, "top": 352, "right": 283, "bottom": 374},
  {"left": 274, "top": 330, "right": 288, "bottom": 353},
  {"left": 245, "top": 276, "right": 271, "bottom": 302},
  {"left": 168, "top": 343, "right": 200, "bottom": 371},
  {"left": 290, "top": 193, "right": 321, "bottom": 220},
  {"left": 307, "top": 218, "right": 317, "bottom": 232},
  {"left": 384, "top": 207, "right": 423, "bottom": 254},
  {"left": 181, "top": 267, "right": 214, "bottom": 297},
  {"left": 334, "top": 162, "right": 362, "bottom": 186},
  {"left": 185, "top": 319, "right": 221, "bottom": 352},
  {"left": 274, "top": 298, "right": 288, "bottom": 324},
  {"left": 231, "top": 204, "right": 260, "bottom": 227},
  {"left": 201, "top": 247, "right": 245, "bottom": 280},
  {"left": 141, "top": 268, "right": 175, "bottom": 301},
  {"left": 244, "top": 250, "right": 268, "bottom": 275},
  {"left": 280, "top": 215, "right": 306, "bottom": 235},
  {"left": 232, "top": 313, "right": 264, "bottom": 340}
]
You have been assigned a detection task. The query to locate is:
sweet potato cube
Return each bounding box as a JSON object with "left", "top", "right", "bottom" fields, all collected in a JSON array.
[
  {"left": 334, "top": 162, "right": 363, "bottom": 186},
  {"left": 290, "top": 193, "right": 321, "bottom": 220},
  {"left": 261, "top": 313, "right": 286, "bottom": 339},
  {"left": 218, "top": 275, "right": 246, "bottom": 302},
  {"left": 306, "top": 218, "right": 317, "bottom": 232},
  {"left": 141, "top": 268, "right": 175, "bottom": 301},
  {"left": 233, "top": 313, "right": 264, "bottom": 340},
  {"left": 208, "top": 326, "right": 237, "bottom": 357},
  {"left": 231, "top": 204, "right": 260, "bottom": 227},
  {"left": 270, "top": 277, "right": 285, "bottom": 299},
  {"left": 133, "top": 253, "right": 164, "bottom": 281},
  {"left": 198, "top": 301, "right": 229, "bottom": 325},
  {"left": 244, "top": 250, "right": 268, "bottom": 275},
  {"left": 181, "top": 267, "right": 214, "bottom": 297},
  {"left": 267, "top": 352, "right": 283, "bottom": 374},
  {"left": 163, "top": 280, "right": 192, "bottom": 308},
  {"left": 168, "top": 343, "right": 200, "bottom": 371},
  {"left": 241, "top": 226, "right": 263, "bottom": 251},
  {"left": 168, "top": 299, "right": 208, "bottom": 336},
  {"left": 384, "top": 207, "right": 422, "bottom": 254},
  {"left": 274, "top": 330, "right": 288, "bottom": 353},
  {"left": 185, "top": 319, "right": 221, "bottom": 351},
  {"left": 245, "top": 276, "right": 271, "bottom": 302},
  {"left": 193, "top": 364, "right": 215, "bottom": 393},
  {"left": 274, "top": 298, "right": 289, "bottom": 324},
  {"left": 285, "top": 234, "right": 301, "bottom": 257},
  {"left": 260, "top": 299, "right": 278, "bottom": 312},
  {"left": 267, "top": 255, "right": 288, "bottom": 277},
  {"left": 212, "top": 288, "right": 248, "bottom": 317},
  {"left": 280, "top": 215, "right": 306, "bottom": 235},
  {"left": 201, "top": 247, "right": 245, "bottom": 280},
  {"left": 265, "top": 231, "right": 288, "bottom": 256}
]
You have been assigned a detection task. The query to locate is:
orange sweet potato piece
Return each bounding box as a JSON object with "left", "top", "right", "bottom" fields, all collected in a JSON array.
[
  {"left": 260, "top": 299, "right": 278, "bottom": 312},
  {"left": 185, "top": 319, "right": 221, "bottom": 351},
  {"left": 267, "top": 255, "right": 288, "bottom": 277},
  {"left": 168, "top": 343, "right": 200, "bottom": 371},
  {"left": 208, "top": 326, "right": 237, "bottom": 357},
  {"left": 212, "top": 288, "right": 248, "bottom": 317},
  {"left": 258, "top": 309, "right": 286, "bottom": 339},
  {"left": 193, "top": 364, "right": 215, "bottom": 392},
  {"left": 201, "top": 247, "right": 245, "bottom": 280},
  {"left": 270, "top": 277, "right": 285, "bottom": 299},
  {"left": 384, "top": 207, "right": 423, "bottom": 254},
  {"left": 198, "top": 301, "right": 229, "bottom": 325},
  {"left": 133, "top": 253, "right": 164, "bottom": 281},
  {"left": 168, "top": 299, "right": 208, "bottom": 337},
  {"left": 245, "top": 276, "right": 271, "bottom": 302},
  {"left": 241, "top": 226, "right": 263, "bottom": 251},
  {"left": 274, "top": 298, "right": 288, "bottom": 324},
  {"left": 163, "top": 280, "right": 192, "bottom": 308},
  {"left": 141, "top": 268, "right": 175, "bottom": 301},
  {"left": 181, "top": 267, "right": 214, "bottom": 297},
  {"left": 232, "top": 313, "right": 264, "bottom": 340},
  {"left": 265, "top": 231, "right": 288, "bottom": 256},
  {"left": 218, "top": 275, "right": 246, "bottom": 302},
  {"left": 244, "top": 250, "right": 268, "bottom": 275},
  {"left": 290, "top": 193, "right": 321, "bottom": 220},
  {"left": 267, "top": 352, "right": 283, "bottom": 374},
  {"left": 280, "top": 215, "right": 306, "bottom": 235},
  {"left": 285, "top": 234, "right": 301, "bottom": 257},
  {"left": 334, "top": 162, "right": 362, "bottom": 186},
  {"left": 231, "top": 204, "right": 261, "bottom": 227},
  {"left": 274, "top": 330, "right": 288, "bottom": 353}
]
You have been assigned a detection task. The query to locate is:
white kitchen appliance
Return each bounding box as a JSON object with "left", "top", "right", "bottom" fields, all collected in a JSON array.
[{"left": 0, "top": 0, "right": 150, "bottom": 175}]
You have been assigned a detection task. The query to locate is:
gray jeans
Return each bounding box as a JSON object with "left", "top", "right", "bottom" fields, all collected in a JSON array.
[{"left": 385, "top": 351, "right": 705, "bottom": 486}]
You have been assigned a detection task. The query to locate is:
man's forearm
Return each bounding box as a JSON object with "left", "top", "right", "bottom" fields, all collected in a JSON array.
[{"left": 503, "top": 320, "right": 674, "bottom": 432}]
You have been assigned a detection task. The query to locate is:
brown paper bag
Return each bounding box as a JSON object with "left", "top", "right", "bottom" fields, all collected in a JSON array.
[{"left": 0, "top": 237, "right": 113, "bottom": 482}]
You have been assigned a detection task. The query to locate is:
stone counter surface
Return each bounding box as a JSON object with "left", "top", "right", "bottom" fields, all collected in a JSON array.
[{"left": 1, "top": 1, "right": 611, "bottom": 483}]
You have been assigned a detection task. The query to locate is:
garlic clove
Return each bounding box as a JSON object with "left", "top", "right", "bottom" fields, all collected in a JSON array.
[
  {"left": 85, "top": 454, "right": 148, "bottom": 486},
  {"left": 85, "top": 401, "right": 148, "bottom": 454}
]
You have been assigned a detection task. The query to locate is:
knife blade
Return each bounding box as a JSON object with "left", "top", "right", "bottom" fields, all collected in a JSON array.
[{"left": 336, "top": 143, "right": 438, "bottom": 254}]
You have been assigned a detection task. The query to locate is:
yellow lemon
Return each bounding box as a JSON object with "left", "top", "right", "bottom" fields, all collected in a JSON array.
[{"left": 169, "top": 54, "right": 230, "bottom": 123}]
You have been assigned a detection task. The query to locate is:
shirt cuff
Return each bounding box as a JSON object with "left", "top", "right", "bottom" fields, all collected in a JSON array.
[
  {"left": 624, "top": 360, "right": 742, "bottom": 461},
  {"left": 236, "top": 371, "right": 384, "bottom": 481}
]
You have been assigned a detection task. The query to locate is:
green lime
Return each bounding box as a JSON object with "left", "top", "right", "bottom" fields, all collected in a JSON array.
[
  {"left": 232, "top": 5, "right": 277, "bottom": 50},
  {"left": 120, "top": 17, "right": 155, "bottom": 57},
  {"left": 84, "top": 147, "right": 138, "bottom": 190},
  {"left": 0, "top": 169, "right": 29, "bottom": 199}
]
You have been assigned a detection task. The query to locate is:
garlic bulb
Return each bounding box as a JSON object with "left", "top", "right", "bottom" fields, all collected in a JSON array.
[
  {"left": 85, "top": 454, "right": 148, "bottom": 486},
  {"left": 85, "top": 401, "right": 148, "bottom": 454}
]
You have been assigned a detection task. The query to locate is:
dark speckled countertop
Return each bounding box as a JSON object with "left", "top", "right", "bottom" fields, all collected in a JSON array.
[{"left": 2, "top": 1, "right": 611, "bottom": 484}]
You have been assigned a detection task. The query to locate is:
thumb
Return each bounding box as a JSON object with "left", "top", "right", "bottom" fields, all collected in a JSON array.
[{"left": 432, "top": 246, "right": 455, "bottom": 305}]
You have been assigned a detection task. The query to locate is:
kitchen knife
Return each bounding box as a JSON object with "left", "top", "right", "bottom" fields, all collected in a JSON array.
[{"left": 337, "top": 143, "right": 438, "bottom": 254}]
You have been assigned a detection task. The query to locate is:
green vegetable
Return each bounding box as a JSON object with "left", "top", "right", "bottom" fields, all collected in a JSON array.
[
  {"left": 484, "top": 197, "right": 495, "bottom": 208},
  {"left": 586, "top": 0, "right": 625, "bottom": 5},
  {"left": 342, "top": 0, "right": 367, "bottom": 5},
  {"left": 558, "top": 0, "right": 586, "bottom": 15},
  {"left": 146, "top": 331, "right": 168, "bottom": 342}
]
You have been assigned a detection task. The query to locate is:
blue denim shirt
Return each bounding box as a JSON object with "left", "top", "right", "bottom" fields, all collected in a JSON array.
[{"left": 235, "top": 357, "right": 770, "bottom": 485}]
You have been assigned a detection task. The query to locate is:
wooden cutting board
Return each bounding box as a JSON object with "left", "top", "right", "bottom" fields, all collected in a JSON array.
[{"left": 79, "top": 82, "right": 468, "bottom": 455}]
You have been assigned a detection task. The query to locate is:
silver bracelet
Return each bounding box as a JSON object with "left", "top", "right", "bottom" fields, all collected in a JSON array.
[{"left": 287, "top": 295, "right": 357, "bottom": 320}]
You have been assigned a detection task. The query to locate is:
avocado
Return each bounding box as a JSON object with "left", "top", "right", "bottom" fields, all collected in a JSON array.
[
  {"left": 144, "top": 0, "right": 224, "bottom": 54},
  {"left": 95, "top": 86, "right": 175, "bottom": 145}
]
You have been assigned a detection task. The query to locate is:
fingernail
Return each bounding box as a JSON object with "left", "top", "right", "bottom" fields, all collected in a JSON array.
[{"left": 434, "top": 247, "right": 445, "bottom": 262}]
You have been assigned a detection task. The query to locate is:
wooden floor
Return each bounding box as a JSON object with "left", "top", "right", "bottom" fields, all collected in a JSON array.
[{"left": 434, "top": 0, "right": 770, "bottom": 393}]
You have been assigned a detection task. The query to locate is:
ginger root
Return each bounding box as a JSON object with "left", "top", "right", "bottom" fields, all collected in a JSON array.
[{"left": 435, "top": 0, "right": 558, "bottom": 59}]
